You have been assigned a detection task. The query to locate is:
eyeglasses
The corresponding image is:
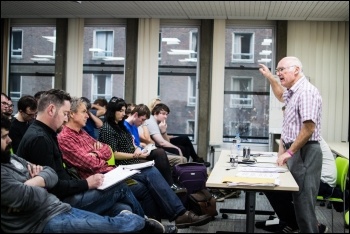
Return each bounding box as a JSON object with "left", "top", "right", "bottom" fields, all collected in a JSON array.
[
  {"left": 1, "top": 102, "right": 9, "bottom": 106},
  {"left": 275, "top": 65, "right": 295, "bottom": 74},
  {"left": 8, "top": 104, "right": 14, "bottom": 108},
  {"left": 23, "top": 111, "right": 37, "bottom": 118}
]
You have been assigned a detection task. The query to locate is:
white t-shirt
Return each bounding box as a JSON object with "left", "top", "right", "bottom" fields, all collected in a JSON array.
[{"left": 320, "top": 137, "right": 337, "bottom": 187}]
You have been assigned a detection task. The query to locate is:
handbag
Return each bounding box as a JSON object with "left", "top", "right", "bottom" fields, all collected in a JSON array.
[{"left": 188, "top": 189, "right": 218, "bottom": 217}]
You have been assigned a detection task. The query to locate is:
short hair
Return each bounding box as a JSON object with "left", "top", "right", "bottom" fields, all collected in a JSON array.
[
  {"left": 93, "top": 98, "right": 108, "bottom": 107},
  {"left": 80, "top": 97, "right": 91, "bottom": 110},
  {"left": 70, "top": 97, "right": 85, "bottom": 114},
  {"left": 17, "top": 95, "right": 37, "bottom": 112},
  {"left": 1, "top": 114, "right": 11, "bottom": 131},
  {"left": 34, "top": 91, "right": 46, "bottom": 100},
  {"left": 125, "top": 103, "right": 136, "bottom": 116},
  {"left": 131, "top": 104, "right": 151, "bottom": 119},
  {"left": 151, "top": 103, "right": 170, "bottom": 115},
  {"left": 37, "top": 89, "right": 71, "bottom": 112},
  {"left": 1, "top": 92, "right": 9, "bottom": 100}
]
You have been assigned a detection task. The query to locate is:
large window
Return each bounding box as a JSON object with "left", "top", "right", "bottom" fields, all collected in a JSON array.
[
  {"left": 83, "top": 25, "right": 125, "bottom": 102},
  {"left": 224, "top": 26, "right": 274, "bottom": 143},
  {"left": 158, "top": 26, "right": 199, "bottom": 142},
  {"left": 9, "top": 25, "right": 56, "bottom": 112}
]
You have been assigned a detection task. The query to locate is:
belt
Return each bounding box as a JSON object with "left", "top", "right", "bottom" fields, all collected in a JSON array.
[{"left": 282, "top": 140, "right": 319, "bottom": 150}]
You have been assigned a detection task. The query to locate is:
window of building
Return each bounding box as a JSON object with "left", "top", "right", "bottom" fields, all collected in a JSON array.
[
  {"left": 11, "top": 29, "right": 23, "bottom": 58},
  {"left": 187, "top": 120, "right": 195, "bottom": 136},
  {"left": 83, "top": 24, "right": 125, "bottom": 101},
  {"left": 92, "top": 30, "right": 114, "bottom": 59},
  {"left": 224, "top": 26, "right": 274, "bottom": 143},
  {"left": 230, "top": 76, "right": 253, "bottom": 108},
  {"left": 158, "top": 24, "right": 200, "bottom": 143},
  {"left": 8, "top": 75, "right": 22, "bottom": 101},
  {"left": 187, "top": 76, "right": 196, "bottom": 106},
  {"left": 158, "top": 32, "right": 162, "bottom": 60},
  {"left": 92, "top": 74, "right": 112, "bottom": 101},
  {"left": 189, "top": 31, "right": 198, "bottom": 60},
  {"left": 232, "top": 32, "right": 254, "bottom": 63}
]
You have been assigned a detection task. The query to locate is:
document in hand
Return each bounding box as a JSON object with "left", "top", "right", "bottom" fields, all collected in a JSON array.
[
  {"left": 97, "top": 167, "right": 140, "bottom": 190},
  {"left": 222, "top": 175, "right": 279, "bottom": 187},
  {"left": 121, "top": 160, "right": 155, "bottom": 170}
]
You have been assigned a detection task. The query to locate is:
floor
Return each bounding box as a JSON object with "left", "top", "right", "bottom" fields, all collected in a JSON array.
[{"left": 162, "top": 191, "right": 348, "bottom": 233}]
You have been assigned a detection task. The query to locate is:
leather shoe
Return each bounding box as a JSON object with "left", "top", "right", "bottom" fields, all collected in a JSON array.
[
  {"left": 175, "top": 211, "right": 212, "bottom": 229},
  {"left": 141, "top": 218, "right": 165, "bottom": 233},
  {"left": 170, "top": 184, "right": 187, "bottom": 195},
  {"left": 194, "top": 157, "right": 211, "bottom": 167}
]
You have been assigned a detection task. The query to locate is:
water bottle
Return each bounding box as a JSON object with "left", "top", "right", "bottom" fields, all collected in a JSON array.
[
  {"left": 235, "top": 134, "right": 241, "bottom": 157},
  {"left": 231, "top": 139, "right": 237, "bottom": 158}
]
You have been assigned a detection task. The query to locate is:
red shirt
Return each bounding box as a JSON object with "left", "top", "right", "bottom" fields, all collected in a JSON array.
[{"left": 57, "top": 125, "right": 113, "bottom": 179}]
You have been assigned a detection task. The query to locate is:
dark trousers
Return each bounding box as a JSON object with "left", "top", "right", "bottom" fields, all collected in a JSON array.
[
  {"left": 146, "top": 148, "right": 174, "bottom": 185},
  {"left": 161, "top": 136, "right": 199, "bottom": 161}
]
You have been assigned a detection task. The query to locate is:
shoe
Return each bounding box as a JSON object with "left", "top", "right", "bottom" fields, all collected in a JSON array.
[
  {"left": 255, "top": 215, "right": 277, "bottom": 229},
  {"left": 170, "top": 184, "right": 187, "bottom": 195},
  {"left": 164, "top": 225, "right": 178, "bottom": 233},
  {"left": 175, "top": 210, "right": 212, "bottom": 229},
  {"left": 210, "top": 190, "right": 225, "bottom": 202},
  {"left": 219, "top": 189, "right": 241, "bottom": 199},
  {"left": 281, "top": 225, "right": 299, "bottom": 233},
  {"left": 194, "top": 157, "right": 211, "bottom": 167},
  {"left": 141, "top": 218, "right": 165, "bottom": 233},
  {"left": 318, "top": 223, "right": 328, "bottom": 233}
]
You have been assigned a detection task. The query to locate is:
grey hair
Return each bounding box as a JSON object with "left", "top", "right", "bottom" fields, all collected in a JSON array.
[
  {"left": 286, "top": 56, "right": 304, "bottom": 76},
  {"left": 70, "top": 97, "right": 86, "bottom": 113}
]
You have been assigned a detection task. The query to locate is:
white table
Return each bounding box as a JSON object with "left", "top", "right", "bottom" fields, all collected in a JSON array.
[
  {"left": 206, "top": 150, "right": 299, "bottom": 233},
  {"left": 327, "top": 142, "right": 349, "bottom": 159}
]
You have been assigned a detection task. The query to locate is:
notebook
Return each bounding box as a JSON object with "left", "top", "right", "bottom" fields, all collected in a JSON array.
[{"left": 97, "top": 167, "right": 140, "bottom": 190}]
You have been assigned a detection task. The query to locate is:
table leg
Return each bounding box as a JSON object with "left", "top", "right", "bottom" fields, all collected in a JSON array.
[{"left": 245, "top": 191, "right": 256, "bottom": 233}]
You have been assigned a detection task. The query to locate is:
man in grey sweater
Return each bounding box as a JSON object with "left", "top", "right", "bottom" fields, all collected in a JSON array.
[{"left": 1, "top": 114, "right": 166, "bottom": 233}]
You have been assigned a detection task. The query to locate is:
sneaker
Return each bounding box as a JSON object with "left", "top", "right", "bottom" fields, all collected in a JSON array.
[
  {"left": 170, "top": 184, "right": 187, "bottom": 195},
  {"left": 318, "top": 223, "right": 328, "bottom": 233},
  {"left": 281, "top": 225, "right": 299, "bottom": 233},
  {"left": 211, "top": 190, "right": 226, "bottom": 202},
  {"left": 219, "top": 189, "right": 241, "bottom": 199},
  {"left": 141, "top": 218, "right": 165, "bottom": 233},
  {"left": 164, "top": 225, "right": 178, "bottom": 233}
]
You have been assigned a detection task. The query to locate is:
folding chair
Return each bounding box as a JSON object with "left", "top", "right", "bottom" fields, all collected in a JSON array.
[{"left": 317, "top": 156, "right": 349, "bottom": 233}]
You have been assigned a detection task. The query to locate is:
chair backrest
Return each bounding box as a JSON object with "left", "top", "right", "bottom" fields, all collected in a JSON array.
[
  {"left": 107, "top": 145, "right": 116, "bottom": 166},
  {"left": 335, "top": 156, "right": 349, "bottom": 192}
]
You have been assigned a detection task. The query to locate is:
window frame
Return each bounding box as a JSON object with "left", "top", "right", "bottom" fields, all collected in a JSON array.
[
  {"left": 11, "top": 29, "right": 23, "bottom": 59},
  {"left": 92, "top": 30, "right": 114, "bottom": 59},
  {"left": 230, "top": 76, "right": 253, "bottom": 108},
  {"left": 231, "top": 32, "right": 255, "bottom": 63}
]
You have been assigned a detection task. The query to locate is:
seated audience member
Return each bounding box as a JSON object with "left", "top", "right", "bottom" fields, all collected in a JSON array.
[
  {"left": 9, "top": 95, "right": 37, "bottom": 153},
  {"left": 124, "top": 103, "right": 187, "bottom": 190},
  {"left": 259, "top": 138, "right": 347, "bottom": 233},
  {"left": 97, "top": 97, "right": 212, "bottom": 227},
  {"left": 1, "top": 92, "right": 9, "bottom": 116},
  {"left": 15, "top": 89, "right": 154, "bottom": 227},
  {"left": 1, "top": 114, "right": 165, "bottom": 233},
  {"left": 92, "top": 97, "right": 108, "bottom": 139},
  {"left": 3, "top": 96, "right": 14, "bottom": 120},
  {"left": 148, "top": 97, "right": 162, "bottom": 112},
  {"left": 34, "top": 90, "right": 46, "bottom": 101},
  {"left": 80, "top": 96, "right": 103, "bottom": 139},
  {"left": 146, "top": 103, "right": 210, "bottom": 167}
]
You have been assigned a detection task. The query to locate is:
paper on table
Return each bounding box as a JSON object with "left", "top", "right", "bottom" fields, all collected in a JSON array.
[
  {"left": 97, "top": 167, "right": 140, "bottom": 190},
  {"left": 256, "top": 156, "right": 278, "bottom": 163},
  {"left": 238, "top": 167, "right": 288, "bottom": 173},
  {"left": 222, "top": 176, "right": 279, "bottom": 187},
  {"left": 236, "top": 172, "right": 280, "bottom": 179},
  {"left": 121, "top": 160, "right": 155, "bottom": 170}
]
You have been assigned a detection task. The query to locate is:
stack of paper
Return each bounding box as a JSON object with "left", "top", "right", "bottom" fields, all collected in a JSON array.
[
  {"left": 97, "top": 167, "right": 140, "bottom": 190},
  {"left": 121, "top": 160, "right": 155, "bottom": 170}
]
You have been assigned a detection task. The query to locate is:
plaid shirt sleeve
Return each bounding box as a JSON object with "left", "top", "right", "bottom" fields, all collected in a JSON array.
[{"left": 58, "top": 126, "right": 113, "bottom": 178}]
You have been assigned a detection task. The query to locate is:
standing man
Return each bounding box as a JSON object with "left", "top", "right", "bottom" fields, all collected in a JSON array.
[{"left": 259, "top": 56, "right": 323, "bottom": 233}]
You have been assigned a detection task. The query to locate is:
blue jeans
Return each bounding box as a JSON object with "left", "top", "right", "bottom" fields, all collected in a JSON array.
[
  {"left": 43, "top": 208, "right": 145, "bottom": 233},
  {"left": 129, "top": 167, "right": 186, "bottom": 221},
  {"left": 62, "top": 182, "right": 145, "bottom": 217}
]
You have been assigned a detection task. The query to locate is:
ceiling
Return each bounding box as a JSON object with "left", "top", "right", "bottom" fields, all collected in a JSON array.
[{"left": 1, "top": 1, "right": 349, "bottom": 21}]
